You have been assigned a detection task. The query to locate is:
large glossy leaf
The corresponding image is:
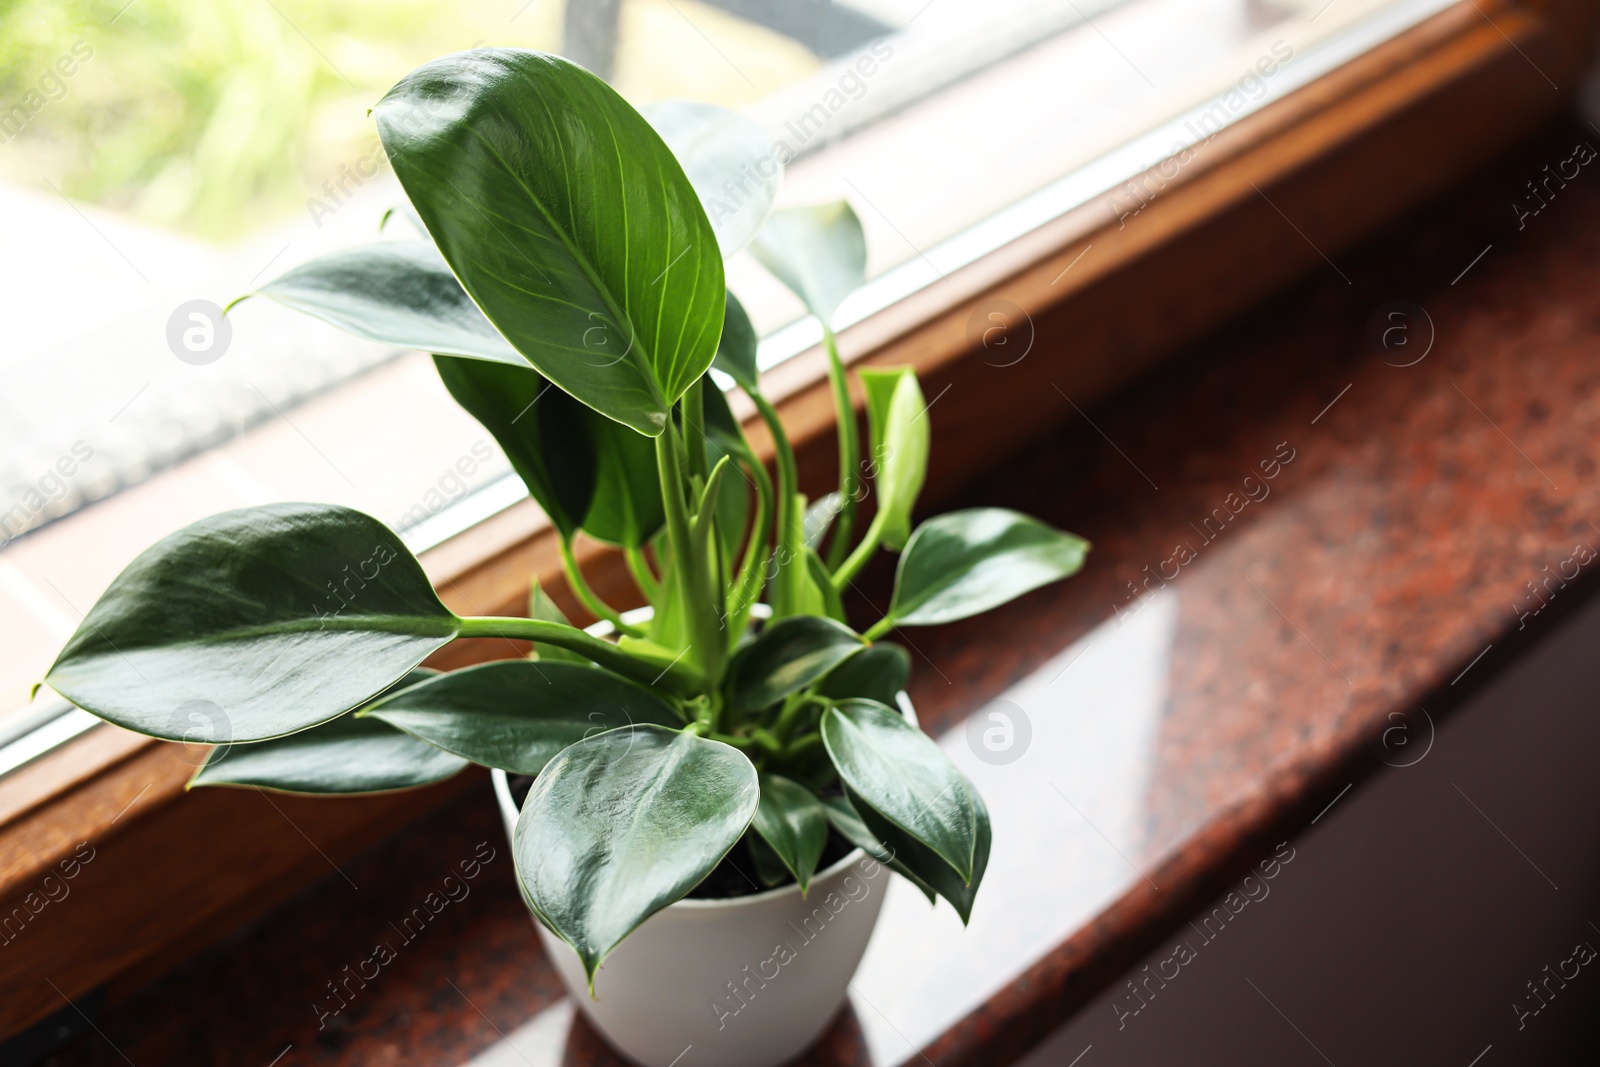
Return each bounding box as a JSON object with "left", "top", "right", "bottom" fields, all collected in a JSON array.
[
  {"left": 365, "top": 660, "right": 680, "bottom": 775},
  {"left": 375, "top": 49, "right": 724, "bottom": 435},
  {"left": 751, "top": 201, "right": 866, "bottom": 325},
  {"left": 817, "top": 642, "right": 910, "bottom": 707},
  {"left": 515, "top": 725, "right": 759, "bottom": 984},
  {"left": 821, "top": 794, "right": 935, "bottom": 904},
  {"left": 45, "top": 504, "right": 459, "bottom": 743},
  {"left": 434, "top": 355, "right": 594, "bottom": 539},
  {"left": 845, "top": 783, "right": 990, "bottom": 923},
  {"left": 240, "top": 241, "right": 523, "bottom": 365},
  {"left": 726, "top": 615, "right": 864, "bottom": 711},
  {"left": 712, "top": 289, "right": 760, "bottom": 392},
  {"left": 752, "top": 774, "right": 829, "bottom": 893},
  {"left": 859, "top": 367, "right": 929, "bottom": 551},
  {"left": 190, "top": 670, "right": 467, "bottom": 794},
  {"left": 643, "top": 101, "right": 780, "bottom": 259},
  {"left": 885, "top": 508, "right": 1089, "bottom": 628},
  {"left": 822, "top": 698, "right": 980, "bottom": 882}
]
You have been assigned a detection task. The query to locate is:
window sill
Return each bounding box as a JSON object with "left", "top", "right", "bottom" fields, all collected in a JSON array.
[{"left": 0, "top": 0, "right": 1591, "bottom": 1044}]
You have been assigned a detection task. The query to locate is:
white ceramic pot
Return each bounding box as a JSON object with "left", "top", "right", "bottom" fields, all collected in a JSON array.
[{"left": 492, "top": 769, "right": 888, "bottom": 1067}]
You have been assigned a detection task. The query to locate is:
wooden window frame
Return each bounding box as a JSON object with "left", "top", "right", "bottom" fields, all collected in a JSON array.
[{"left": 0, "top": 0, "right": 1591, "bottom": 1038}]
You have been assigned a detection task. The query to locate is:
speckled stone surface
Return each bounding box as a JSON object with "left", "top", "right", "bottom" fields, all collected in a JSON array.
[{"left": 43, "top": 120, "right": 1600, "bottom": 1067}]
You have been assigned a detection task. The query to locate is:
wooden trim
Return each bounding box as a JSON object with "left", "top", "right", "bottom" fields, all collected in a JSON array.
[{"left": 0, "top": 0, "right": 1591, "bottom": 1040}]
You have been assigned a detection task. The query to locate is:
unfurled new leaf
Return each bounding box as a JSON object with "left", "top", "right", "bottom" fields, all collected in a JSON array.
[{"left": 859, "top": 367, "right": 929, "bottom": 551}]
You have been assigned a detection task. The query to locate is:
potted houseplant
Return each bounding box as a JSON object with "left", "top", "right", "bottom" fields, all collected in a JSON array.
[{"left": 40, "top": 49, "right": 1089, "bottom": 1067}]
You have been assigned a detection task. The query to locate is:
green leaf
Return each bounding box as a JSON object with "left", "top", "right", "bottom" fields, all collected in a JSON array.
[
  {"left": 845, "top": 783, "right": 990, "bottom": 923},
  {"left": 375, "top": 49, "right": 725, "bottom": 436},
  {"left": 752, "top": 774, "right": 829, "bottom": 893},
  {"left": 884, "top": 508, "right": 1088, "bottom": 629},
  {"left": 582, "top": 404, "right": 667, "bottom": 548},
  {"left": 822, "top": 698, "right": 980, "bottom": 882},
  {"left": 712, "top": 289, "right": 760, "bottom": 392},
  {"left": 528, "top": 579, "right": 588, "bottom": 663},
  {"left": 643, "top": 101, "right": 781, "bottom": 259},
  {"left": 45, "top": 504, "right": 458, "bottom": 743},
  {"left": 859, "top": 367, "right": 929, "bottom": 551},
  {"left": 751, "top": 201, "right": 867, "bottom": 326},
  {"left": 821, "top": 794, "right": 936, "bottom": 904},
  {"left": 241, "top": 241, "right": 523, "bottom": 365},
  {"left": 514, "top": 725, "right": 759, "bottom": 985},
  {"left": 727, "top": 616, "right": 865, "bottom": 711},
  {"left": 434, "top": 355, "right": 594, "bottom": 539},
  {"left": 191, "top": 713, "right": 468, "bottom": 795},
  {"left": 746, "top": 829, "right": 792, "bottom": 888},
  {"left": 365, "top": 660, "right": 680, "bottom": 775},
  {"left": 190, "top": 669, "right": 468, "bottom": 794},
  {"left": 817, "top": 642, "right": 910, "bottom": 707}
]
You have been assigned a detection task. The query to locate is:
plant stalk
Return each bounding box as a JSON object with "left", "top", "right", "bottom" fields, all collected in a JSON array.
[
  {"left": 559, "top": 538, "right": 644, "bottom": 638},
  {"left": 821, "top": 328, "right": 860, "bottom": 570},
  {"left": 455, "top": 615, "right": 702, "bottom": 693},
  {"left": 752, "top": 391, "right": 803, "bottom": 615}
]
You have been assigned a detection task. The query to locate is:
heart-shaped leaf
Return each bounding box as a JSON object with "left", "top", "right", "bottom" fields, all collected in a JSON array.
[
  {"left": 859, "top": 367, "right": 929, "bottom": 551},
  {"left": 45, "top": 504, "right": 459, "bottom": 743},
  {"left": 190, "top": 669, "right": 468, "bottom": 794},
  {"left": 515, "top": 725, "right": 759, "bottom": 985},
  {"left": 242, "top": 241, "right": 523, "bottom": 365},
  {"left": 727, "top": 615, "right": 865, "bottom": 711},
  {"left": 751, "top": 201, "right": 866, "bottom": 326},
  {"left": 712, "top": 289, "right": 760, "bottom": 392},
  {"left": 817, "top": 642, "right": 910, "bottom": 707},
  {"left": 365, "top": 660, "right": 681, "bottom": 775},
  {"left": 751, "top": 773, "right": 829, "bottom": 893},
  {"left": 822, "top": 698, "right": 980, "bottom": 883},
  {"left": 375, "top": 49, "right": 725, "bottom": 435},
  {"left": 643, "top": 101, "right": 781, "bottom": 259},
  {"left": 885, "top": 508, "right": 1089, "bottom": 629},
  {"left": 845, "top": 783, "right": 990, "bottom": 922}
]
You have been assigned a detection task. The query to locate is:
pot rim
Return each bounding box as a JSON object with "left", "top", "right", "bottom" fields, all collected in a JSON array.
[{"left": 494, "top": 601, "right": 912, "bottom": 912}]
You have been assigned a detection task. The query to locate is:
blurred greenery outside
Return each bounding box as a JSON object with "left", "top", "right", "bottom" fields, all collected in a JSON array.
[{"left": 0, "top": 0, "right": 820, "bottom": 240}]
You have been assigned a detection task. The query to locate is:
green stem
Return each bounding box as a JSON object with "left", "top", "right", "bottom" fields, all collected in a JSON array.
[
  {"left": 773, "top": 692, "right": 831, "bottom": 742},
  {"left": 863, "top": 615, "right": 896, "bottom": 641},
  {"left": 780, "top": 732, "right": 824, "bottom": 761},
  {"left": 456, "top": 615, "right": 701, "bottom": 694},
  {"left": 822, "top": 328, "right": 860, "bottom": 571},
  {"left": 752, "top": 391, "right": 802, "bottom": 615},
  {"left": 656, "top": 422, "right": 725, "bottom": 688},
  {"left": 560, "top": 538, "right": 644, "bottom": 638},
  {"left": 832, "top": 508, "right": 886, "bottom": 589},
  {"left": 728, "top": 452, "right": 774, "bottom": 634},
  {"left": 682, "top": 379, "right": 709, "bottom": 480},
  {"left": 624, "top": 544, "right": 660, "bottom": 602}
]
